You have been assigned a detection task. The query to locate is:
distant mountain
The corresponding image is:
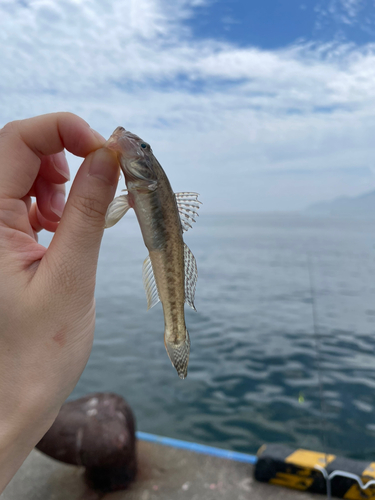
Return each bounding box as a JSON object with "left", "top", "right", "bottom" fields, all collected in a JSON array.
[{"left": 306, "top": 190, "right": 375, "bottom": 217}]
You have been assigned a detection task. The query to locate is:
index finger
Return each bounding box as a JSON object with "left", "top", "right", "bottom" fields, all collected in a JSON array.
[{"left": 0, "top": 112, "right": 105, "bottom": 199}]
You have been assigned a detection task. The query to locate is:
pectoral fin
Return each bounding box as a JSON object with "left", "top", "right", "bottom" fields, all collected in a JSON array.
[
  {"left": 184, "top": 243, "right": 198, "bottom": 311},
  {"left": 142, "top": 255, "right": 160, "bottom": 310},
  {"left": 104, "top": 195, "right": 130, "bottom": 228},
  {"left": 175, "top": 192, "right": 201, "bottom": 232}
]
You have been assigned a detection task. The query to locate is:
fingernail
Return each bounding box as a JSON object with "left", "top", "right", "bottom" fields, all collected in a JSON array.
[
  {"left": 88, "top": 148, "right": 119, "bottom": 186},
  {"left": 52, "top": 151, "right": 70, "bottom": 181},
  {"left": 90, "top": 127, "right": 106, "bottom": 143},
  {"left": 50, "top": 191, "right": 66, "bottom": 218}
]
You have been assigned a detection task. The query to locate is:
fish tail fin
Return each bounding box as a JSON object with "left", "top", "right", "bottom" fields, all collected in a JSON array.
[{"left": 164, "top": 329, "right": 190, "bottom": 380}]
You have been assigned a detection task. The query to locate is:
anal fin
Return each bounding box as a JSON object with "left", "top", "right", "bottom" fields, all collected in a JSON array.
[{"left": 142, "top": 255, "right": 160, "bottom": 310}]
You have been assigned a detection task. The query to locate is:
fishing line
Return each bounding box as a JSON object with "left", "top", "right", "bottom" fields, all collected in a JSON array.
[
  {"left": 307, "top": 255, "right": 375, "bottom": 499},
  {"left": 307, "top": 254, "right": 331, "bottom": 498}
]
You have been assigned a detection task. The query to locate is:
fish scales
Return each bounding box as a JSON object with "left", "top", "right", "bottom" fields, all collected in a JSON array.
[
  {"left": 104, "top": 127, "right": 200, "bottom": 379},
  {"left": 133, "top": 169, "right": 185, "bottom": 342}
]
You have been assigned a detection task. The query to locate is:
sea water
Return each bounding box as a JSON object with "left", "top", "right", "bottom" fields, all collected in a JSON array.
[{"left": 40, "top": 213, "right": 375, "bottom": 459}]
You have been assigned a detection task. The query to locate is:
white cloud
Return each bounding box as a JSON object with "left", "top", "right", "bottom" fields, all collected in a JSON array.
[
  {"left": 341, "top": 0, "right": 364, "bottom": 20},
  {"left": 315, "top": 0, "right": 374, "bottom": 30},
  {"left": 1, "top": 0, "right": 375, "bottom": 211}
]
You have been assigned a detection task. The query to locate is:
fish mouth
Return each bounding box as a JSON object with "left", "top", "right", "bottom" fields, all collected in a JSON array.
[{"left": 105, "top": 127, "right": 145, "bottom": 160}]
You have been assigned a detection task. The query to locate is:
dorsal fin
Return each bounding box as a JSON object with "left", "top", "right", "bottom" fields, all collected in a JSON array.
[{"left": 175, "top": 192, "right": 201, "bottom": 233}]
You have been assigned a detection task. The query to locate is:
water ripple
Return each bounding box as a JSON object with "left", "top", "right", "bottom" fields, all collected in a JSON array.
[{"left": 37, "top": 214, "right": 375, "bottom": 460}]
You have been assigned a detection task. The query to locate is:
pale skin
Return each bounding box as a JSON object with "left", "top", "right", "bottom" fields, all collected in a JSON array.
[{"left": 0, "top": 112, "right": 119, "bottom": 492}]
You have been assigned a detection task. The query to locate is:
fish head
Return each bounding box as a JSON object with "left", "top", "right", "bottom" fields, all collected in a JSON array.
[{"left": 105, "top": 127, "right": 157, "bottom": 185}]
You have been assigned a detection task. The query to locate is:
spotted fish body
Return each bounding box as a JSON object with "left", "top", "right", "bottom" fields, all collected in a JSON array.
[{"left": 104, "top": 127, "right": 200, "bottom": 379}]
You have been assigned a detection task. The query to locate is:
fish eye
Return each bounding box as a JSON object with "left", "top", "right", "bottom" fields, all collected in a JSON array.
[{"left": 140, "top": 143, "right": 147, "bottom": 149}]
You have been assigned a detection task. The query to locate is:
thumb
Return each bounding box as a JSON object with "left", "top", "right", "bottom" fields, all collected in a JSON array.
[{"left": 43, "top": 147, "right": 119, "bottom": 293}]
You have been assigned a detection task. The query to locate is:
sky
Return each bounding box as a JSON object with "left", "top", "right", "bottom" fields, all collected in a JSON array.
[{"left": 1, "top": 0, "right": 375, "bottom": 212}]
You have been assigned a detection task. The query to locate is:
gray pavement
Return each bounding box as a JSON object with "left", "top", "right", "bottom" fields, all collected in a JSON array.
[{"left": 2, "top": 440, "right": 326, "bottom": 500}]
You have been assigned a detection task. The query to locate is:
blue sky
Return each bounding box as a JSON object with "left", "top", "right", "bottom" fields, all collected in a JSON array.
[
  {"left": 187, "top": 0, "right": 322, "bottom": 48},
  {"left": 1, "top": 0, "right": 375, "bottom": 212},
  {"left": 187, "top": 0, "right": 375, "bottom": 48}
]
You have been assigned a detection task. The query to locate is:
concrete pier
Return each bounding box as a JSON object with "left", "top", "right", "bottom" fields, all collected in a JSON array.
[{"left": 1, "top": 439, "right": 325, "bottom": 500}]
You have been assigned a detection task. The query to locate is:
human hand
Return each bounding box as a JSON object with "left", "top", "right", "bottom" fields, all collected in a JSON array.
[{"left": 0, "top": 112, "right": 119, "bottom": 490}]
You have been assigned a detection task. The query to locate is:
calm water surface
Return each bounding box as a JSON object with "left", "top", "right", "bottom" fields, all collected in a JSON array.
[{"left": 40, "top": 213, "right": 375, "bottom": 459}]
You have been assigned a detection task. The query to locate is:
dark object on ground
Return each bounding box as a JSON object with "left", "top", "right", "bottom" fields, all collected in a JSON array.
[
  {"left": 255, "top": 443, "right": 375, "bottom": 499},
  {"left": 36, "top": 392, "right": 137, "bottom": 492}
]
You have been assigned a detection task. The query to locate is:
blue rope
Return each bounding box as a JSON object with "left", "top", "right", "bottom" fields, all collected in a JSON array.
[{"left": 136, "top": 431, "right": 258, "bottom": 464}]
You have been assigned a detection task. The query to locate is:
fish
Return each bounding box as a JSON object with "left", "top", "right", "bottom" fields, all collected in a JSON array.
[{"left": 104, "top": 127, "right": 201, "bottom": 379}]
